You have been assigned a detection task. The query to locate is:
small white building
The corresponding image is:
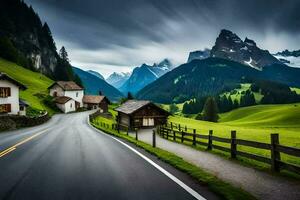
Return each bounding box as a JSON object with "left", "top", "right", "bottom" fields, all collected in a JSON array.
[
  {"left": 0, "top": 73, "right": 27, "bottom": 115},
  {"left": 54, "top": 96, "right": 76, "bottom": 113},
  {"left": 48, "top": 81, "right": 84, "bottom": 110}
]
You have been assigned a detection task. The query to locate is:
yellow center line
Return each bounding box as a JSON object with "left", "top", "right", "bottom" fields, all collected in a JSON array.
[{"left": 0, "top": 129, "right": 49, "bottom": 158}]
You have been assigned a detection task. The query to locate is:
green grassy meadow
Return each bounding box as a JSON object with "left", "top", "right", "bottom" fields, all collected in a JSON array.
[
  {"left": 0, "top": 58, "right": 55, "bottom": 113},
  {"left": 168, "top": 103, "right": 300, "bottom": 169}
]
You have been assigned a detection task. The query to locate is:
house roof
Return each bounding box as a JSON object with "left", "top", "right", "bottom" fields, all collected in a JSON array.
[
  {"left": 0, "top": 72, "right": 27, "bottom": 90},
  {"left": 115, "top": 100, "right": 169, "bottom": 115},
  {"left": 19, "top": 99, "right": 29, "bottom": 107},
  {"left": 83, "top": 95, "right": 110, "bottom": 104},
  {"left": 54, "top": 96, "right": 74, "bottom": 104},
  {"left": 48, "top": 81, "right": 83, "bottom": 91}
]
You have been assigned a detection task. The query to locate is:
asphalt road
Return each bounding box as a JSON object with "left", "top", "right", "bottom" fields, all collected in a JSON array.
[{"left": 0, "top": 112, "right": 218, "bottom": 200}]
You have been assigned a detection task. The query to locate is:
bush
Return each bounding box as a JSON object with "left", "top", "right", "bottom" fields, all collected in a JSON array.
[{"left": 43, "top": 95, "right": 60, "bottom": 112}]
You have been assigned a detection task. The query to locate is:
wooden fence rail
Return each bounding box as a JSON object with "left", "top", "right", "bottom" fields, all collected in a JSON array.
[{"left": 157, "top": 123, "right": 300, "bottom": 174}]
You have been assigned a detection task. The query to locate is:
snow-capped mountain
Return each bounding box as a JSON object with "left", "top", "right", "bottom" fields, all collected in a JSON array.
[
  {"left": 210, "top": 29, "right": 280, "bottom": 70},
  {"left": 119, "top": 59, "right": 173, "bottom": 95},
  {"left": 106, "top": 72, "right": 131, "bottom": 89},
  {"left": 151, "top": 59, "right": 173, "bottom": 76},
  {"left": 187, "top": 49, "right": 210, "bottom": 62},
  {"left": 87, "top": 70, "right": 105, "bottom": 80},
  {"left": 274, "top": 49, "right": 300, "bottom": 68}
]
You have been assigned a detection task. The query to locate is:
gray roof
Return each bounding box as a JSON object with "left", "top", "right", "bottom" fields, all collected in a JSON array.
[{"left": 115, "top": 100, "right": 151, "bottom": 114}]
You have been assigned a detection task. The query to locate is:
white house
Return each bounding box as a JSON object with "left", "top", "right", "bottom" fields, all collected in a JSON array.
[
  {"left": 0, "top": 72, "right": 27, "bottom": 115},
  {"left": 54, "top": 96, "right": 76, "bottom": 113},
  {"left": 48, "top": 81, "right": 84, "bottom": 112}
]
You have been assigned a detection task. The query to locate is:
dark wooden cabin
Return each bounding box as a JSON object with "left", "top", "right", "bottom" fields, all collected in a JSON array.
[
  {"left": 115, "top": 100, "right": 170, "bottom": 130},
  {"left": 83, "top": 95, "right": 110, "bottom": 113}
]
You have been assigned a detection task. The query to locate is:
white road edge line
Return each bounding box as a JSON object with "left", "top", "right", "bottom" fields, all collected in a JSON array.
[{"left": 87, "top": 117, "right": 206, "bottom": 200}]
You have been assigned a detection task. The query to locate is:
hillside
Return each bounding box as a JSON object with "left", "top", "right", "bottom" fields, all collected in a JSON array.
[
  {"left": 0, "top": 58, "right": 54, "bottom": 113},
  {"left": 220, "top": 103, "right": 300, "bottom": 127},
  {"left": 169, "top": 103, "right": 300, "bottom": 147},
  {"left": 72, "top": 67, "right": 124, "bottom": 102},
  {"left": 137, "top": 58, "right": 300, "bottom": 104},
  {"left": 0, "top": 0, "right": 74, "bottom": 80}
]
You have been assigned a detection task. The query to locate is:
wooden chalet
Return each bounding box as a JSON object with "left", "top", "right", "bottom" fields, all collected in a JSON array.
[
  {"left": 115, "top": 100, "right": 170, "bottom": 130},
  {"left": 83, "top": 95, "right": 110, "bottom": 112}
]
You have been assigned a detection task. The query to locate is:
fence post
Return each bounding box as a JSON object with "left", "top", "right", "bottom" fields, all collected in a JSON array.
[
  {"left": 179, "top": 124, "right": 181, "bottom": 131},
  {"left": 135, "top": 129, "right": 138, "bottom": 140},
  {"left": 207, "top": 130, "right": 213, "bottom": 150},
  {"left": 231, "top": 130, "right": 237, "bottom": 159},
  {"left": 185, "top": 126, "right": 187, "bottom": 132},
  {"left": 271, "top": 133, "right": 281, "bottom": 172},
  {"left": 173, "top": 130, "right": 176, "bottom": 141},
  {"left": 127, "top": 127, "right": 129, "bottom": 135},
  {"left": 171, "top": 122, "right": 173, "bottom": 130},
  {"left": 181, "top": 131, "right": 184, "bottom": 143},
  {"left": 152, "top": 130, "right": 156, "bottom": 147},
  {"left": 193, "top": 129, "right": 196, "bottom": 146},
  {"left": 167, "top": 129, "right": 169, "bottom": 140}
]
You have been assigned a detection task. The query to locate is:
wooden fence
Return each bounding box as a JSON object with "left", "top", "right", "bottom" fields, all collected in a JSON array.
[{"left": 157, "top": 122, "right": 300, "bottom": 174}]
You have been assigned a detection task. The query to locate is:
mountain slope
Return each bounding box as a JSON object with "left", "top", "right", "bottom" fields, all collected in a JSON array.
[
  {"left": 0, "top": 58, "right": 54, "bottom": 113},
  {"left": 72, "top": 67, "right": 123, "bottom": 101},
  {"left": 210, "top": 29, "right": 280, "bottom": 69},
  {"left": 136, "top": 58, "right": 300, "bottom": 103},
  {"left": 87, "top": 70, "right": 105, "bottom": 80},
  {"left": 119, "top": 64, "right": 157, "bottom": 95},
  {"left": 0, "top": 0, "right": 74, "bottom": 80},
  {"left": 106, "top": 72, "right": 130, "bottom": 89}
]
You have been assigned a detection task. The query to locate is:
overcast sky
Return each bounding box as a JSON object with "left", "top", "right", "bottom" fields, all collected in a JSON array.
[{"left": 24, "top": 0, "right": 300, "bottom": 77}]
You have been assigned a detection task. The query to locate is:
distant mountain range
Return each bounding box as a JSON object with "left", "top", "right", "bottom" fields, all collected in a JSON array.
[
  {"left": 274, "top": 49, "right": 300, "bottom": 68},
  {"left": 72, "top": 67, "right": 124, "bottom": 101},
  {"left": 136, "top": 30, "right": 300, "bottom": 103},
  {"left": 136, "top": 58, "right": 300, "bottom": 103},
  {"left": 106, "top": 72, "right": 131, "bottom": 89},
  {"left": 119, "top": 59, "right": 173, "bottom": 95}
]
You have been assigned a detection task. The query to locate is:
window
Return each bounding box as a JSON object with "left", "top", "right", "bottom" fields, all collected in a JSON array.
[
  {"left": 0, "top": 87, "right": 11, "bottom": 98},
  {"left": 0, "top": 104, "right": 11, "bottom": 113},
  {"left": 20, "top": 106, "right": 24, "bottom": 111},
  {"left": 70, "top": 103, "right": 72, "bottom": 108},
  {"left": 76, "top": 92, "right": 78, "bottom": 97}
]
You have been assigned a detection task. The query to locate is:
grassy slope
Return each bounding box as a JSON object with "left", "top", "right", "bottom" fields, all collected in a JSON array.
[
  {"left": 169, "top": 103, "right": 300, "bottom": 168},
  {"left": 0, "top": 58, "right": 54, "bottom": 113},
  {"left": 291, "top": 87, "right": 300, "bottom": 95},
  {"left": 222, "top": 83, "right": 263, "bottom": 103}
]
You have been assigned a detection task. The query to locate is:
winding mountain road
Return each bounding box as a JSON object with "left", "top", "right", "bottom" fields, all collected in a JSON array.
[{"left": 0, "top": 112, "right": 218, "bottom": 200}]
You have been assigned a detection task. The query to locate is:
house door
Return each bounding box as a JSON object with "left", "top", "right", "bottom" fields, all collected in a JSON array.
[
  {"left": 75, "top": 101, "right": 80, "bottom": 109},
  {"left": 143, "top": 118, "right": 154, "bottom": 126}
]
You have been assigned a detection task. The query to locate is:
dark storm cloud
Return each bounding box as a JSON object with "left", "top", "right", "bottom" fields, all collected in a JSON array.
[{"left": 23, "top": 0, "right": 300, "bottom": 76}]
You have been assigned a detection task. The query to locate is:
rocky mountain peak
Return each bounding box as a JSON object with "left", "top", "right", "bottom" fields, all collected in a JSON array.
[
  {"left": 211, "top": 29, "right": 280, "bottom": 70},
  {"left": 187, "top": 49, "right": 210, "bottom": 62},
  {"left": 244, "top": 37, "right": 256, "bottom": 47}
]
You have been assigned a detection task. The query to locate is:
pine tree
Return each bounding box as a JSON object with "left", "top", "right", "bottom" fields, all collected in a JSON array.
[
  {"left": 59, "top": 46, "right": 69, "bottom": 62},
  {"left": 169, "top": 103, "right": 179, "bottom": 114},
  {"left": 202, "top": 97, "right": 219, "bottom": 122},
  {"left": 127, "top": 92, "right": 134, "bottom": 100}
]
